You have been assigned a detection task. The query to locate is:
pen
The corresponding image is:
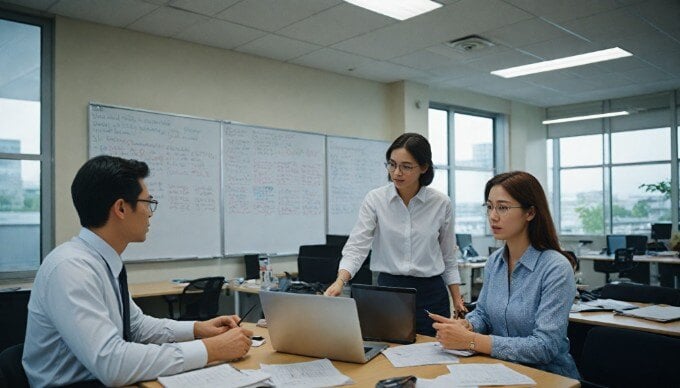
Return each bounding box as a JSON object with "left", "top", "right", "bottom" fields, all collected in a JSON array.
[
  {"left": 237, "top": 303, "right": 258, "bottom": 326},
  {"left": 424, "top": 309, "right": 432, "bottom": 316}
]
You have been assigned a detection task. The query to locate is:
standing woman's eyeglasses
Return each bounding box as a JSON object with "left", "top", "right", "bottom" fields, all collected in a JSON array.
[{"left": 133, "top": 199, "right": 159, "bottom": 212}]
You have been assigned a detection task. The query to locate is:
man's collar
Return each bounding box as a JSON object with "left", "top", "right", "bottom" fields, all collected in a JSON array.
[{"left": 79, "top": 228, "right": 123, "bottom": 275}]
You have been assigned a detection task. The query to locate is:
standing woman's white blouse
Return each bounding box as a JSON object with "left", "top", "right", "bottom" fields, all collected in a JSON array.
[{"left": 338, "top": 183, "right": 461, "bottom": 285}]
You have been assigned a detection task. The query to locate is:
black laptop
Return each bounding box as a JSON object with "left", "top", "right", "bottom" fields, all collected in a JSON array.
[{"left": 351, "top": 284, "right": 417, "bottom": 344}]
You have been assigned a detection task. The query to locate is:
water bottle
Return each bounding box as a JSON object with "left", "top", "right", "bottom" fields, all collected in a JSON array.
[{"left": 259, "top": 255, "right": 271, "bottom": 290}]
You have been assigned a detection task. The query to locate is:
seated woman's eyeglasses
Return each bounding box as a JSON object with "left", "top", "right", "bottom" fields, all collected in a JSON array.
[
  {"left": 483, "top": 203, "right": 523, "bottom": 216},
  {"left": 135, "top": 199, "right": 159, "bottom": 212},
  {"left": 384, "top": 161, "right": 416, "bottom": 173}
]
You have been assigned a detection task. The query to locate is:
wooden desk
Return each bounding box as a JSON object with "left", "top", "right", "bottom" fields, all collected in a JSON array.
[
  {"left": 139, "top": 323, "right": 579, "bottom": 388},
  {"left": 569, "top": 304, "right": 680, "bottom": 337},
  {"left": 128, "top": 281, "right": 187, "bottom": 299}
]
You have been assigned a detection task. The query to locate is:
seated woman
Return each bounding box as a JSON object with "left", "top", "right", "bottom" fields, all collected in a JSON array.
[{"left": 429, "top": 171, "right": 580, "bottom": 379}]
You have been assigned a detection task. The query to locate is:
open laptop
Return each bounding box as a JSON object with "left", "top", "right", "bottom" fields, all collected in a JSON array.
[
  {"left": 351, "top": 284, "right": 416, "bottom": 344},
  {"left": 259, "top": 291, "right": 389, "bottom": 363}
]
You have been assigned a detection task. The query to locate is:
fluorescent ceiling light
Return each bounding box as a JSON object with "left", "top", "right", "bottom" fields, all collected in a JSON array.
[
  {"left": 491, "top": 47, "right": 633, "bottom": 78},
  {"left": 344, "top": 0, "right": 442, "bottom": 20},
  {"left": 542, "top": 111, "right": 629, "bottom": 125}
]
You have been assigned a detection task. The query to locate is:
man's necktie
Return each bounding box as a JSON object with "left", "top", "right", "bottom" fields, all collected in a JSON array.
[{"left": 118, "top": 265, "right": 131, "bottom": 341}]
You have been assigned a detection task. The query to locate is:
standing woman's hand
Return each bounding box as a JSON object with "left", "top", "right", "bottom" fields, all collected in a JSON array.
[
  {"left": 452, "top": 296, "right": 468, "bottom": 319},
  {"left": 324, "top": 278, "right": 344, "bottom": 296}
]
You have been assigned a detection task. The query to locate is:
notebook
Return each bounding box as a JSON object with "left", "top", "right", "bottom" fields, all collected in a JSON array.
[
  {"left": 351, "top": 284, "right": 416, "bottom": 344},
  {"left": 259, "top": 291, "right": 389, "bottom": 363}
]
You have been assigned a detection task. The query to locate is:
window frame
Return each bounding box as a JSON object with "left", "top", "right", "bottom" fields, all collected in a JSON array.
[
  {"left": 0, "top": 8, "right": 54, "bottom": 279},
  {"left": 429, "top": 103, "right": 505, "bottom": 236},
  {"left": 548, "top": 90, "right": 679, "bottom": 237}
]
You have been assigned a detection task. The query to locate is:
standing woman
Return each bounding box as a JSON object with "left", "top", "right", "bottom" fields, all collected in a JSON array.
[
  {"left": 325, "top": 133, "right": 465, "bottom": 336},
  {"left": 429, "top": 171, "right": 579, "bottom": 379}
]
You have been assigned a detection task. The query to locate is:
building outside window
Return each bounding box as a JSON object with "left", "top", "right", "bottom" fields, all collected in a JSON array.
[
  {"left": 0, "top": 10, "right": 53, "bottom": 277},
  {"left": 428, "top": 106, "right": 502, "bottom": 235},
  {"left": 547, "top": 91, "right": 676, "bottom": 236}
]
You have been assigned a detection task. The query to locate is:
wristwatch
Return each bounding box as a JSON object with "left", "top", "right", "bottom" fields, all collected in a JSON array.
[
  {"left": 338, "top": 277, "right": 348, "bottom": 287},
  {"left": 468, "top": 333, "right": 476, "bottom": 351}
]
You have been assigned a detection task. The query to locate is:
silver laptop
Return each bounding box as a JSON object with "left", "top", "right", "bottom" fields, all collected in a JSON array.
[{"left": 259, "top": 291, "right": 389, "bottom": 363}]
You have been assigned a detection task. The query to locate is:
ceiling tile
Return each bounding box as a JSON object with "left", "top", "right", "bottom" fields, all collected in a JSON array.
[
  {"left": 50, "top": 0, "right": 158, "bottom": 27},
  {"left": 277, "top": 3, "right": 394, "bottom": 46},
  {"left": 127, "top": 6, "right": 207, "bottom": 36},
  {"left": 618, "top": 67, "right": 674, "bottom": 83},
  {"left": 332, "top": 0, "right": 532, "bottom": 60},
  {"left": 389, "top": 49, "right": 460, "bottom": 70},
  {"left": 562, "top": 6, "right": 659, "bottom": 42},
  {"left": 626, "top": 0, "right": 680, "bottom": 31},
  {"left": 503, "top": 0, "right": 622, "bottom": 23},
  {"left": 2, "top": 0, "right": 56, "bottom": 10},
  {"left": 216, "top": 0, "right": 340, "bottom": 32},
  {"left": 235, "top": 34, "right": 321, "bottom": 62},
  {"left": 289, "top": 48, "right": 375, "bottom": 75},
  {"left": 519, "top": 35, "right": 598, "bottom": 60},
  {"left": 176, "top": 18, "right": 265, "bottom": 50},
  {"left": 482, "top": 17, "right": 576, "bottom": 48},
  {"left": 167, "top": 0, "right": 240, "bottom": 16},
  {"left": 465, "top": 48, "right": 541, "bottom": 72}
]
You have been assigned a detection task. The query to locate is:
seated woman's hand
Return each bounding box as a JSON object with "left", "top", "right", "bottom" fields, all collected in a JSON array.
[{"left": 432, "top": 319, "right": 474, "bottom": 350}]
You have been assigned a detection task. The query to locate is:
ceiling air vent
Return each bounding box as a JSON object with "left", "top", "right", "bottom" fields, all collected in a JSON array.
[{"left": 446, "top": 35, "right": 495, "bottom": 53}]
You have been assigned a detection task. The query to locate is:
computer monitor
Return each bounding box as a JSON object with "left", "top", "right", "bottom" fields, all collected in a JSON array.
[
  {"left": 651, "top": 223, "right": 672, "bottom": 241},
  {"left": 626, "top": 235, "right": 648, "bottom": 255},
  {"left": 455, "top": 233, "right": 472, "bottom": 249},
  {"left": 606, "top": 235, "right": 626, "bottom": 255}
]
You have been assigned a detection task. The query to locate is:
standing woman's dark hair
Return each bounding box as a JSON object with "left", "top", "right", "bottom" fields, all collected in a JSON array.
[
  {"left": 484, "top": 171, "right": 576, "bottom": 268},
  {"left": 71, "top": 155, "right": 150, "bottom": 228},
  {"left": 385, "top": 132, "right": 434, "bottom": 186}
]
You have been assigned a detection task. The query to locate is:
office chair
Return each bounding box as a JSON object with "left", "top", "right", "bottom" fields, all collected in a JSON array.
[
  {"left": 0, "top": 289, "right": 30, "bottom": 354},
  {"left": 599, "top": 283, "right": 680, "bottom": 306},
  {"left": 0, "top": 343, "right": 28, "bottom": 388},
  {"left": 580, "top": 326, "right": 680, "bottom": 388},
  {"left": 170, "top": 277, "right": 225, "bottom": 321},
  {"left": 325, "top": 234, "right": 349, "bottom": 248},
  {"left": 593, "top": 247, "right": 636, "bottom": 283}
]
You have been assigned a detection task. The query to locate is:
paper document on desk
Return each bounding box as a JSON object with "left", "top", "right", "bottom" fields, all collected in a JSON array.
[
  {"left": 616, "top": 305, "right": 680, "bottom": 322},
  {"left": 260, "top": 358, "right": 353, "bottom": 387},
  {"left": 571, "top": 298, "right": 637, "bottom": 313},
  {"left": 382, "top": 342, "right": 463, "bottom": 367},
  {"left": 158, "top": 364, "right": 271, "bottom": 388},
  {"left": 446, "top": 363, "right": 536, "bottom": 386}
]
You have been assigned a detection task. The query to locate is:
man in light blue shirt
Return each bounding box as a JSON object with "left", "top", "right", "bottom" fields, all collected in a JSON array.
[{"left": 23, "top": 155, "right": 252, "bottom": 387}]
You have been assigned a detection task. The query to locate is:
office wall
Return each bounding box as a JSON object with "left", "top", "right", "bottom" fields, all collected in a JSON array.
[{"left": 52, "top": 17, "right": 545, "bottom": 283}]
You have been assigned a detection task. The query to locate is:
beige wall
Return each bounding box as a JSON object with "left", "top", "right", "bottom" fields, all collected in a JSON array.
[{"left": 52, "top": 17, "right": 545, "bottom": 283}]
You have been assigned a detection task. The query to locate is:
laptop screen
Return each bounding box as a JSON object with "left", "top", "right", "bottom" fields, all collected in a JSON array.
[{"left": 351, "top": 284, "right": 416, "bottom": 344}]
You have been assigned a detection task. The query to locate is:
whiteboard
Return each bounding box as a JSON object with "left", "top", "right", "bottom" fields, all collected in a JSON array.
[
  {"left": 88, "top": 104, "right": 222, "bottom": 261},
  {"left": 223, "top": 123, "right": 326, "bottom": 255},
  {"left": 327, "top": 136, "right": 389, "bottom": 235}
]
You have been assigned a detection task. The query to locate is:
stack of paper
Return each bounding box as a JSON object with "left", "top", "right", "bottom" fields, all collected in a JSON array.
[
  {"left": 260, "top": 358, "right": 353, "bottom": 387},
  {"left": 382, "top": 342, "right": 467, "bottom": 367},
  {"left": 616, "top": 305, "right": 680, "bottom": 322},
  {"left": 417, "top": 363, "right": 536, "bottom": 387},
  {"left": 158, "top": 364, "right": 271, "bottom": 388},
  {"left": 570, "top": 298, "right": 637, "bottom": 313}
]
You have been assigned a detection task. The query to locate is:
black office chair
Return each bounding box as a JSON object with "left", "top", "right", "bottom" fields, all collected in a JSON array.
[
  {"left": 0, "top": 289, "right": 30, "bottom": 354},
  {"left": 580, "top": 326, "right": 680, "bottom": 388},
  {"left": 593, "top": 247, "right": 636, "bottom": 283},
  {"left": 170, "top": 277, "right": 225, "bottom": 320},
  {"left": 599, "top": 283, "right": 680, "bottom": 306},
  {"left": 0, "top": 343, "right": 28, "bottom": 388}
]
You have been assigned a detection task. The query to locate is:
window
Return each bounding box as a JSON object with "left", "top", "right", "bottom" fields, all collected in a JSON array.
[
  {"left": 0, "top": 10, "right": 53, "bottom": 277},
  {"left": 428, "top": 106, "right": 502, "bottom": 235},
  {"left": 547, "top": 92, "right": 676, "bottom": 236}
]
